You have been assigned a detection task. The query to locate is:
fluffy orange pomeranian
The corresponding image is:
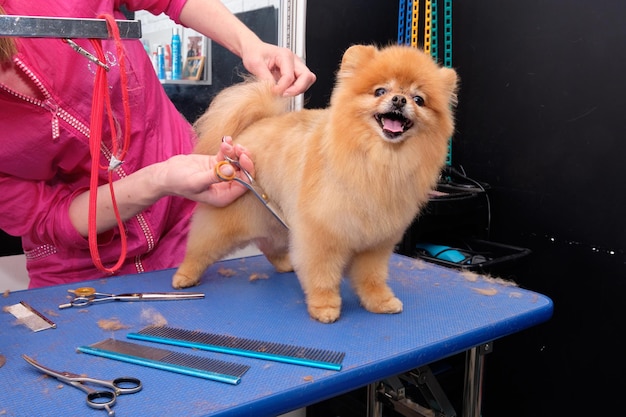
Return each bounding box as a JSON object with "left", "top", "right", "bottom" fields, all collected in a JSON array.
[{"left": 172, "top": 44, "right": 458, "bottom": 323}]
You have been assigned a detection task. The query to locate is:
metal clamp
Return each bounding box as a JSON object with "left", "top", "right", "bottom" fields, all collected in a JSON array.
[{"left": 371, "top": 364, "right": 457, "bottom": 417}]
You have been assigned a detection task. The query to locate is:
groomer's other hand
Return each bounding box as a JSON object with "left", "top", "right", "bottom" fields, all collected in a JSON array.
[
  {"left": 242, "top": 41, "right": 316, "bottom": 97},
  {"left": 179, "top": 0, "right": 315, "bottom": 97}
]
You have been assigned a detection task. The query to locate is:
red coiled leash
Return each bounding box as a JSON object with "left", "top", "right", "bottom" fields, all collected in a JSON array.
[{"left": 87, "top": 14, "right": 131, "bottom": 274}]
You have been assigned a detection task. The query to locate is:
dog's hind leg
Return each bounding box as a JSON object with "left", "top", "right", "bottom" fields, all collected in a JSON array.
[
  {"left": 348, "top": 246, "right": 403, "bottom": 315},
  {"left": 256, "top": 231, "right": 292, "bottom": 272},
  {"left": 172, "top": 205, "right": 248, "bottom": 289}
]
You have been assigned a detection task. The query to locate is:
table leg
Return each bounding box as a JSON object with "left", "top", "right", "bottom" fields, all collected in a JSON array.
[
  {"left": 462, "top": 342, "right": 493, "bottom": 417},
  {"left": 367, "top": 381, "right": 384, "bottom": 417}
]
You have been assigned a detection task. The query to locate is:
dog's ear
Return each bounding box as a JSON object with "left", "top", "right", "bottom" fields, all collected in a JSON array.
[
  {"left": 338, "top": 45, "right": 377, "bottom": 79},
  {"left": 439, "top": 67, "right": 459, "bottom": 107}
]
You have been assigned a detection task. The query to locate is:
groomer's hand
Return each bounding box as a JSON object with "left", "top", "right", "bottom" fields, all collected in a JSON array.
[
  {"left": 179, "top": 0, "right": 315, "bottom": 97},
  {"left": 69, "top": 137, "right": 254, "bottom": 236},
  {"left": 157, "top": 136, "right": 254, "bottom": 207},
  {"left": 241, "top": 41, "right": 316, "bottom": 97}
]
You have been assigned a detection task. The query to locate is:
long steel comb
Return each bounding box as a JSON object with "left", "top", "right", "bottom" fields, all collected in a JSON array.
[
  {"left": 127, "top": 326, "right": 345, "bottom": 371},
  {"left": 77, "top": 338, "right": 249, "bottom": 385}
]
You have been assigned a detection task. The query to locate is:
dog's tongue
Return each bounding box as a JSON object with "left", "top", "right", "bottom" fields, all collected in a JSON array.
[{"left": 383, "top": 118, "right": 403, "bottom": 133}]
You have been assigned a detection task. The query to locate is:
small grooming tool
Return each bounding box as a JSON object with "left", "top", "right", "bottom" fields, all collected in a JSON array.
[{"left": 6, "top": 301, "right": 56, "bottom": 332}]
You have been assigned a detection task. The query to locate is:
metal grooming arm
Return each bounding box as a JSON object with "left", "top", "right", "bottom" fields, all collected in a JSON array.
[{"left": 0, "top": 15, "right": 141, "bottom": 39}]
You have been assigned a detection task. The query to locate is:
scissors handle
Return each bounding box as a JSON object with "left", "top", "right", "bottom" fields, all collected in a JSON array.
[
  {"left": 78, "top": 375, "right": 142, "bottom": 394},
  {"left": 215, "top": 160, "right": 237, "bottom": 181},
  {"left": 110, "top": 376, "right": 142, "bottom": 394},
  {"left": 84, "top": 389, "right": 116, "bottom": 416}
]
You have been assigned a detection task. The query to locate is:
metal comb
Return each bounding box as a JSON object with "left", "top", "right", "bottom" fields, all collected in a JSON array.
[
  {"left": 127, "top": 326, "right": 345, "bottom": 371},
  {"left": 77, "top": 338, "right": 249, "bottom": 385}
]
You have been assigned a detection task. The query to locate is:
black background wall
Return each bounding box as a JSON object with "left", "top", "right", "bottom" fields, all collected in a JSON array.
[{"left": 305, "top": 0, "right": 624, "bottom": 416}]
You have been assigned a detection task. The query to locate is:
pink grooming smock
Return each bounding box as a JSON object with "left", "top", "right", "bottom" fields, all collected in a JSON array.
[{"left": 0, "top": 0, "right": 197, "bottom": 287}]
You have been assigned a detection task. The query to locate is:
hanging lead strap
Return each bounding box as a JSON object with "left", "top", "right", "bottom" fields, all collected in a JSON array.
[{"left": 87, "top": 13, "right": 132, "bottom": 274}]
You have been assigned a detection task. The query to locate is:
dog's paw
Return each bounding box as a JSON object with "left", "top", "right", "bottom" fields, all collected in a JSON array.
[
  {"left": 306, "top": 292, "right": 342, "bottom": 323},
  {"left": 308, "top": 305, "right": 341, "bottom": 324},
  {"left": 363, "top": 296, "right": 403, "bottom": 315},
  {"left": 171, "top": 272, "right": 199, "bottom": 289}
]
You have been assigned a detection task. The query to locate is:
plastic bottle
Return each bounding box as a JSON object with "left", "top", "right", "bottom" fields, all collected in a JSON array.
[
  {"left": 171, "top": 28, "right": 182, "bottom": 80},
  {"left": 164, "top": 45, "right": 172, "bottom": 80},
  {"left": 156, "top": 45, "right": 166, "bottom": 80}
]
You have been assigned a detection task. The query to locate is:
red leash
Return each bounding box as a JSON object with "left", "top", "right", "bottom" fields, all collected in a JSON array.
[{"left": 87, "top": 14, "right": 131, "bottom": 274}]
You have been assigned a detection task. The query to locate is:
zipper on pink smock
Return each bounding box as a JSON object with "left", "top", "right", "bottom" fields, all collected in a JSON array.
[{"left": 2, "top": 57, "right": 91, "bottom": 140}]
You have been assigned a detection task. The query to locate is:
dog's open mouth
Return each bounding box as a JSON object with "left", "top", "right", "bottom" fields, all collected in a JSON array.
[{"left": 375, "top": 112, "right": 414, "bottom": 138}]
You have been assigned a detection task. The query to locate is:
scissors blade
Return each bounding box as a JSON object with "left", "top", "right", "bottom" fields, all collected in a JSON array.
[
  {"left": 246, "top": 183, "right": 290, "bottom": 230},
  {"left": 125, "top": 292, "right": 205, "bottom": 301},
  {"left": 22, "top": 354, "right": 73, "bottom": 384},
  {"left": 216, "top": 159, "right": 289, "bottom": 229}
]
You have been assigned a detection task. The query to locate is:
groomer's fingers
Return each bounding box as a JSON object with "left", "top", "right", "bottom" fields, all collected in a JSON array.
[
  {"left": 280, "top": 62, "right": 317, "bottom": 97},
  {"left": 237, "top": 152, "right": 255, "bottom": 178},
  {"left": 217, "top": 136, "right": 235, "bottom": 162}
]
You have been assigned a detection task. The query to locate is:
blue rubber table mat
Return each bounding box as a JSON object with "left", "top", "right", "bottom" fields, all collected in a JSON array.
[{"left": 0, "top": 254, "right": 553, "bottom": 417}]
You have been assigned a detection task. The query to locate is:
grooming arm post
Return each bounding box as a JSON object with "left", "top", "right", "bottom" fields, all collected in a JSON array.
[{"left": 0, "top": 15, "right": 141, "bottom": 39}]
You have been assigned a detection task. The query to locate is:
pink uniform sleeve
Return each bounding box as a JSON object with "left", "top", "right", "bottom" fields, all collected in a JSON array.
[
  {"left": 115, "top": 0, "right": 189, "bottom": 24},
  {"left": 0, "top": 175, "right": 92, "bottom": 250}
]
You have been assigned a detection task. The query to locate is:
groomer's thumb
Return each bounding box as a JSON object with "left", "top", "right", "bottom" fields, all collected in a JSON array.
[{"left": 216, "top": 162, "right": 235, "bottom": 181}]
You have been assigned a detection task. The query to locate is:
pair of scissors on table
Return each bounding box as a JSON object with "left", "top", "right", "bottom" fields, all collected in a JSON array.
[
  {"left": 23, "top": 354, "right": 141, "bottom": 416},
  {"left": 58, "top": 286, "right": 205, "bottom": 309},
  {"left": 215, "top": 156, "right": 290, "bottom": 229}
]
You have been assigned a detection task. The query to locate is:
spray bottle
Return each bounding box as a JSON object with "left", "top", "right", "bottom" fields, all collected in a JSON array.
[
  {"left": 156, "top": 45, "right": 165, "bottom": 80},
  {"left": 171, "top": 27, "right": 182, "bottom": 80}
]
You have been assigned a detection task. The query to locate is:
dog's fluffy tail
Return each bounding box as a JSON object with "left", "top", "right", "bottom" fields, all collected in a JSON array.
[{"left": 192, "top": 79, "right": 290, "bottom": 154}]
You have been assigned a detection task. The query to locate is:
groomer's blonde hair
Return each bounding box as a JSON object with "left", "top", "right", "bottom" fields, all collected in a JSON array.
[{"left": 0, "top": 6, "right": 18, "bottom": 62}]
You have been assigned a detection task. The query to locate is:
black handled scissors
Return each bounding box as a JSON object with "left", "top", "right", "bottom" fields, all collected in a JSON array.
[
  {"left": 215, "top": 156, "right": 289, "bottom": 229},
  {"left": 23, "top": 354, "right": 141, "bottom": 416},
  {"left": 58, "top": 286, "right": 205, "bottom": 309}
]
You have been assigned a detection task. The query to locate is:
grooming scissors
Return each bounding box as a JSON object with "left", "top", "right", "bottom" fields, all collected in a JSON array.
[
  {"left": 58, "top": 286, "right": 205, "bottom": 309},
  {"left": 215, "top": 156, "right": 289, "bottom": 229},
  {"left": 23, "top": 354, "right": 141, "bottom": 416}
]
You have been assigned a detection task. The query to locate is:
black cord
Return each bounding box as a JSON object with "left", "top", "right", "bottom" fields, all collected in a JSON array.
[{"left": 444, "top": 165, "right": 492, "bottom": 239}]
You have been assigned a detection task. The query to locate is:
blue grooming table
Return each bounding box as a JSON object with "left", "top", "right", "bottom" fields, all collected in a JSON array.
[{"left": 0, "top": 254, "right": 552, "bottom": 417}]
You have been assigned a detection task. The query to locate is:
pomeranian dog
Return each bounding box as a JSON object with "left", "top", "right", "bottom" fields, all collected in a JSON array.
[{"left": 172, "top": 44, "right": 458, "bottom": 323}]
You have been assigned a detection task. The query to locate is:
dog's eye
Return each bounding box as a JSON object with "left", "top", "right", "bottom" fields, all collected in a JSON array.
[
  {"left": 413, "top": 95, "right": 425, "bottom": 107},
  {"left": 374, "top": 88, "right": 387, "bottom": 97}
]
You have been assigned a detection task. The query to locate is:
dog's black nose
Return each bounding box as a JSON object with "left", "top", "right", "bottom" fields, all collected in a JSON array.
[{"left": 392, "top": 95, "right": 406, "bottom": 109}]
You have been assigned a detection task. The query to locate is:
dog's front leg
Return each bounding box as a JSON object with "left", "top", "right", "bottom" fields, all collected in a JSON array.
[
  {"left": 291, "top": 240, "right": 347, "bottom": 323},
  {"left": 349, "top": 247, "right": 403, "bottom": 315}
]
